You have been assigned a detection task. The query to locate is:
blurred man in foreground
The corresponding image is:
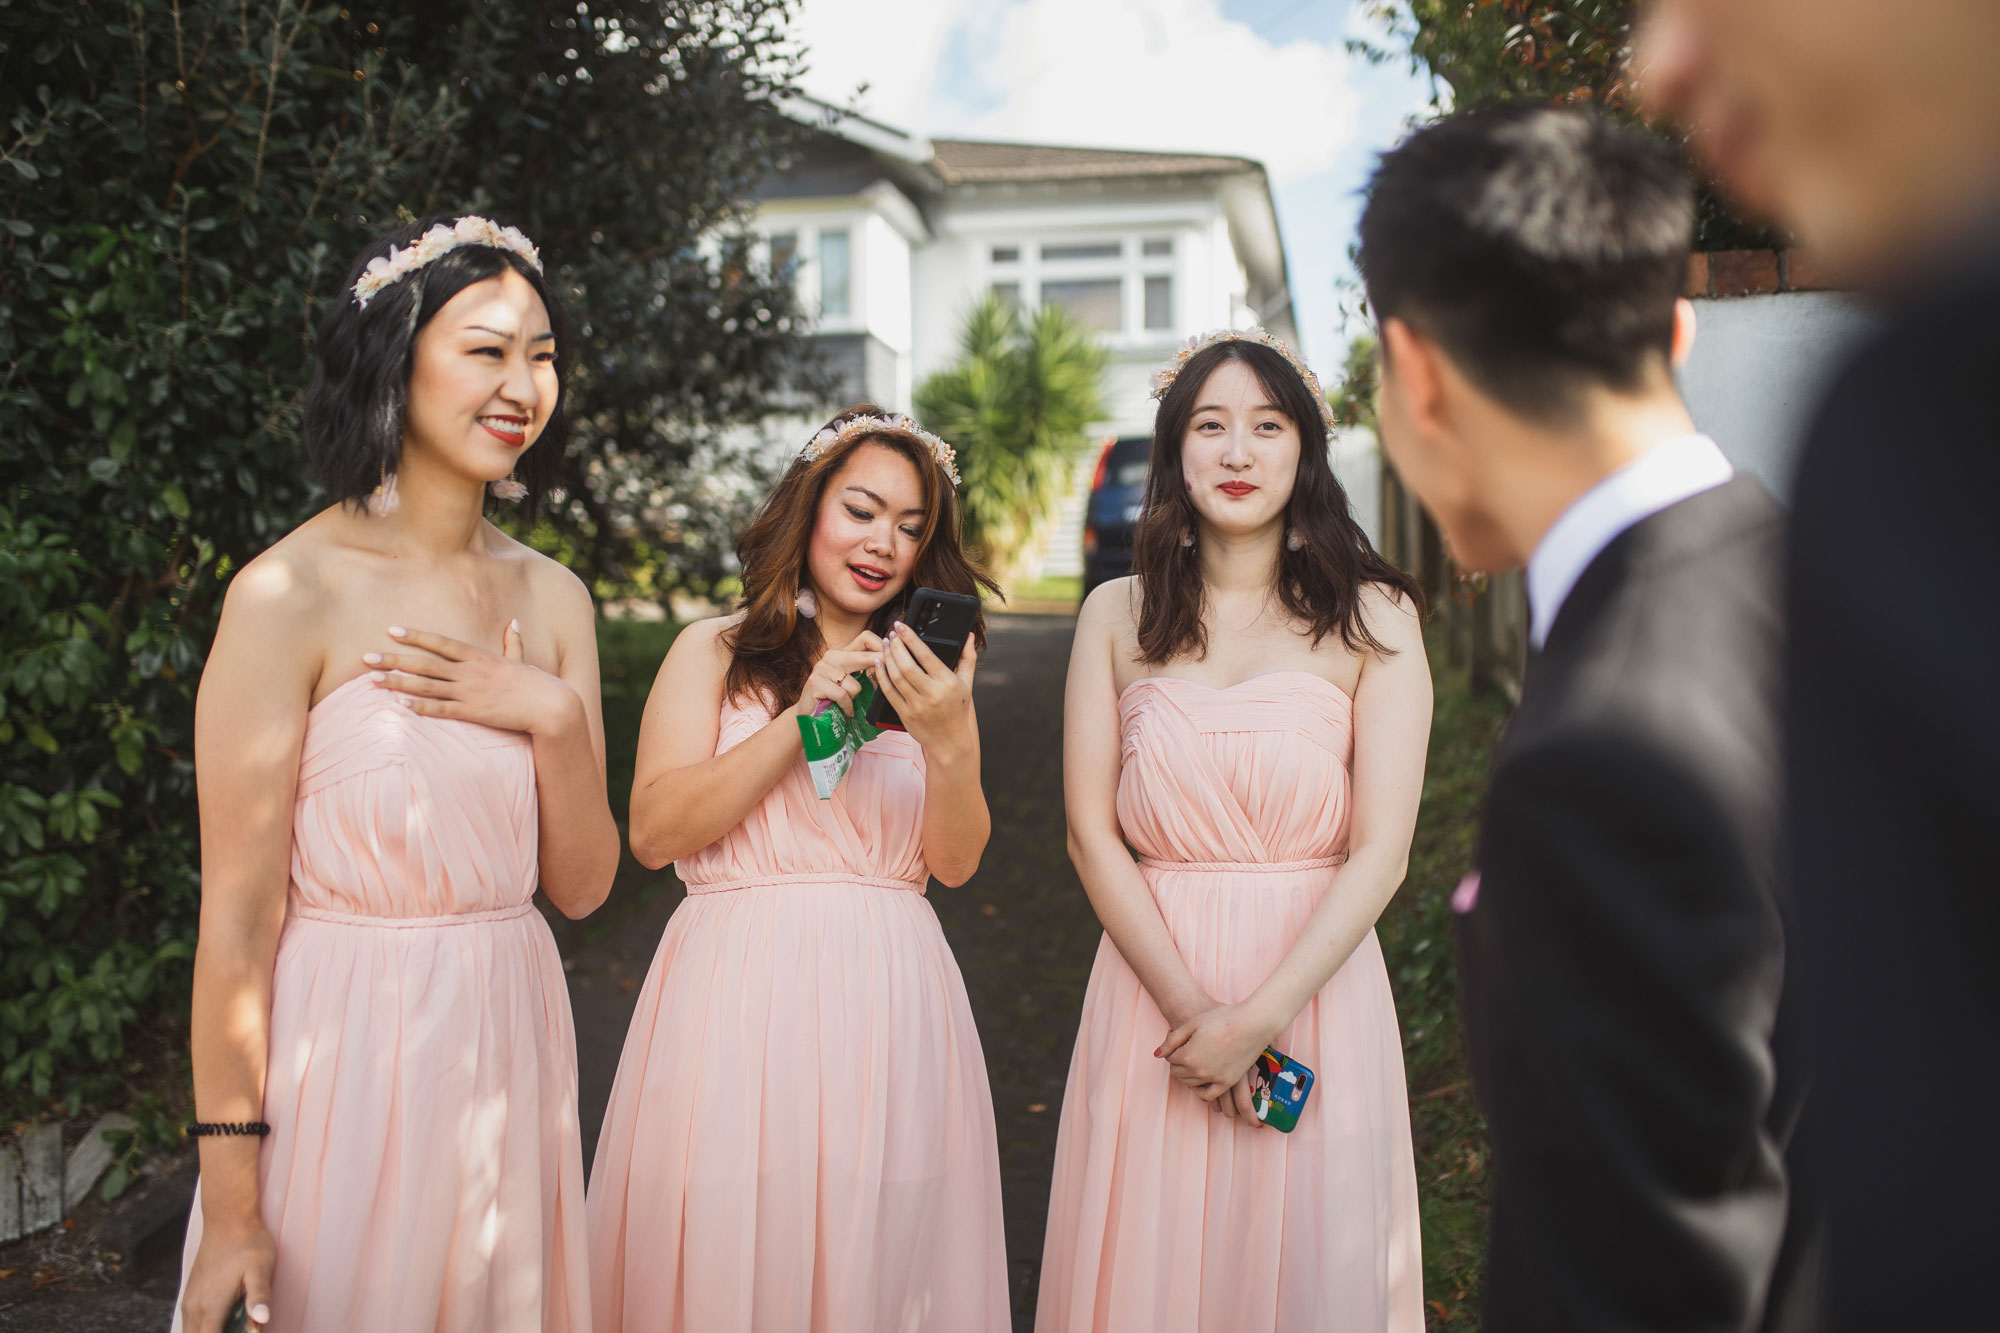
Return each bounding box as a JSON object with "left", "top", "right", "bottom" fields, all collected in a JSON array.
[{"left": 1642, "top": 3, "right": 2000, "bottom": 1328}]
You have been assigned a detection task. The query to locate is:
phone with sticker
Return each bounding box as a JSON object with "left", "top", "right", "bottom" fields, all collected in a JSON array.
[{"left": 1250, "top": 1046, "right": 1315, "bottom": 1133}]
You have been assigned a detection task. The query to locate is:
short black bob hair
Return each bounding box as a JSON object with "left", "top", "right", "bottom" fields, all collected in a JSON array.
[
  {"left": 302, "top": 214, "right": 571, "bottom": 518},
  {"left": 1357, "top": 103, "right": 1694, "bottom": 424}
]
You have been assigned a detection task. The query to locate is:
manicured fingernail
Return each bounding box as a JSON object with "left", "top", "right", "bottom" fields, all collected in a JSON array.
[
  {"left": 509, "top": 618, "right": 520, "bottom": 634},
  {"left": 1153, "top": 1047, "right": 1162, "bottom": 1058},
  {"left": 370, "top": 671, "right": 387, "bottom": 684},
  {"left": 362, "top": 652, "right": 382, "bottom": 665},
  {"left": 397, "top": 694, "right": 416, "bottom": 708},
  {"left": 251, "top": 1306, "right": 271, "bottom": 1324},
  {"left": 388, "top": 626, "right": 406, "bottom": 638}
]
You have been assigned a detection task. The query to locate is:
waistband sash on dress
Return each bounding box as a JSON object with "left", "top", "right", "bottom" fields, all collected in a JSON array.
[
  {"left": 287, "top": 901, "right": 539, "bottom": 929},
  {"left": 682, "top": 871, "right": 927, "bottom": 896},
  {"left": 1137, "top": 852, "right": 1348, "bottom": 874}
]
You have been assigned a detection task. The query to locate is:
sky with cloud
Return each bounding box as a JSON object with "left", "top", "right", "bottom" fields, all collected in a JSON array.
[{"left": 790, "top": 0, "right": 1439, "bottom": 371}]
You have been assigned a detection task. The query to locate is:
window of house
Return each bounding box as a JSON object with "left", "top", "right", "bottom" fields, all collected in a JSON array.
[
  {"left": 990, "top": 281, "right": 1022, "bottom": 307},
  {"left": 1144, "top": 275, "right": 1172, "bottom": 331},
  {"left": 1042, "top": 278, "right": 1124, "bottom": 333},
  {"left": 818, "top": 229, "right": 851, "bottom": 318},
  {"left": 768, "top": 231, "right": 799, "bottom": 278},
  {"left": 1042, "top": 241, "right": 1122, "bottom": 262},
  {"left": 1142, "top": 238, "right": 1174, "bottom": 258},
  {"left": 991, "top": 245, "right": 1021, "bottom": 264}
]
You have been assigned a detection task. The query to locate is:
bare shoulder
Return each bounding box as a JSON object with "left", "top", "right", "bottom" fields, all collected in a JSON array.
[
  {"left": 218, "top": 535, "right": 328, "bottom": 635},
  {"left": 1076, "top": 575, "right": 1139, "bottom": 639},
  {"left": 506, "top": 537, "right": 594, "bottom": 617},
  {"left": 1358, "top": 580, "right": 1424, "bottom": 654},
  {"left": 666, "top": 613, "right": 742, "bottom": 671},
  {"left": 206, "top": 535, "right": 329, "bottom": 708}
]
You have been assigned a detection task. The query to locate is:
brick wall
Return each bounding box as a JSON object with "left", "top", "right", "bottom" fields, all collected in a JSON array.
[{"left": 1685, "top": 248, "right": 1838, "bottom": 298}]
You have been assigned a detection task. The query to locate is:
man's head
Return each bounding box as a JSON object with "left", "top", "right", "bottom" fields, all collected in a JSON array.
[
  {"left": 1358, "top": 104, "right": 1698, "bottom": 571},
  {"left": 1639, "top": 0, "right": 2000, "bottom": 284}
]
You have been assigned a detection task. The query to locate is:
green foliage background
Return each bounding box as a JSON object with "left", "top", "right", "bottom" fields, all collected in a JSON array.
[
  {"left": 0, "top": 0, "right": 811, "bottom": 1117},
  {"left": 1355, "top": 0, "right": 1785, "bottom": 251},
  {"left": 913, "top": 293, "right": 1108, "bottom": 578}
]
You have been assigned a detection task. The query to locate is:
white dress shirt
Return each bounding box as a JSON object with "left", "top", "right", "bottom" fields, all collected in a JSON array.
[{"left": 1526, "top": 434, "right": 1735, "bottom": 650}]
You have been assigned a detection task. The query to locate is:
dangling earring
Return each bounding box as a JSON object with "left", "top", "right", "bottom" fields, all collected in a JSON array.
[
  {"left": 489, "top": 475, "right": 528, "bottom": 502},
  {"left": 1285, "top": 526, "right": 1304, "bottom": 552},
  {"left": 796, "top": 586, "right": 819, "bottom": 619},
  {"left": 372, "top": 466, "right": 400, "bottom": 516},
  {"left": 1179, "top": 525, "right": 1195, "bottom": 549}
]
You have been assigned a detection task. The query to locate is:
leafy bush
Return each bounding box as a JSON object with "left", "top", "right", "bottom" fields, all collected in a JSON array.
[
  {"left": 1354, "top": 0, "right": 1784, "bottom": 250},
  {"left": 913, "top": 294, "right": 1108, "bottom": 578},
  {"left": 0, "top": 0, "right": 809, "bottom": 1117}
]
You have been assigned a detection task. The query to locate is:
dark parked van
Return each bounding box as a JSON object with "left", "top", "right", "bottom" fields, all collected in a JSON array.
[{"left": 1082, "top": 434, "right": 1152, "bottom": 595}]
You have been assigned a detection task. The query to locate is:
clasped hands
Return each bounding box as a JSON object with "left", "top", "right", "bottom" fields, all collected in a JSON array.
[
  {"left": 366, "top": 621, "right": 581, "bottom": 736},
  {"left": 795, "top": 627, "right": 978, "bottom": 761},
  {"left": 1157, "top": 995, "right": 1289, "bottom": 1122}
]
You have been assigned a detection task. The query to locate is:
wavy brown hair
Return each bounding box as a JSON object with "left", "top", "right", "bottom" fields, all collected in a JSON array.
[
  {"left": 724, "top": 404, "right": 1002, "bottom": 708},
  {"left": 1133, "top": 341, "right": 1424, "bottom": 665}
]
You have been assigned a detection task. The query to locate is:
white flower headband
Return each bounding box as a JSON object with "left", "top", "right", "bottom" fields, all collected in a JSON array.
[
  {"left": 353, "top": 216, "right": 543, "bottom": 309},
  {"left": 1149, "top": 327, "right": 1339, "bottom": 438},
  {"left": 797, "top": 412, "right": 962, "bottom": 487}
]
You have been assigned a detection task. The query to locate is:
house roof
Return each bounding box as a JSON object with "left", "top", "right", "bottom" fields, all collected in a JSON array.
[{"left": 928, "top": 139, "right": 1260, "bottom": 186}]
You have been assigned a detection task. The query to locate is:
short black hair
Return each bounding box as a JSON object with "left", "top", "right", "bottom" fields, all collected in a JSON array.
[
  {"left": 302, "top": 215, "right": 572, "bottom": 517},
  {"left": 1358, "top": 103, "right": 1694, "bottom": 422}
]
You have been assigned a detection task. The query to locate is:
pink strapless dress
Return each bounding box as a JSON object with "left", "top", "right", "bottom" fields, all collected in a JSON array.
[
  {"left": 1036, "top": 673, "right": 1423, "bottom": 1333},
  {"left": 585, "top": 694, "right": 1009, "bottom": 1332},
  {"left": 173, "top": 674, "right": 591, "bottom": 1333}
]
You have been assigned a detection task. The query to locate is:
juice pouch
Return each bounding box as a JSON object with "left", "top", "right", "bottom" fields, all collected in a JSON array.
[
  {"left": 795, "top": 672, "right": 883, "bottom": 799},
  {"left": 1250, "top": 1046, "right": 1315, "bottom": 1133}
]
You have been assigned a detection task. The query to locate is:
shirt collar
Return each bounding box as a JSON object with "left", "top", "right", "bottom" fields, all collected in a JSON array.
[{"left": 1527, "top": 434, "right": 1735, "bottom": 650}]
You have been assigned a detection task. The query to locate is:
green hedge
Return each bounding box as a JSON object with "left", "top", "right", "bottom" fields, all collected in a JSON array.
[{"left": 0, "top": 0, "right": 808, "bottom": 1116}]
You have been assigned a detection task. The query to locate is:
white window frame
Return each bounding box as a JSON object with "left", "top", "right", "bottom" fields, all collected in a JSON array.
[
  {"left": 757, "top": 220, "right": 862, "bottom": 334},
  {"left": 982, "top": 231, "right": 1180, "bottom": 345}
]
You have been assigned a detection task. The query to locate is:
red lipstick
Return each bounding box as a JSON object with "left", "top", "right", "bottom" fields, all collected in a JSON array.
[{"left": 480, "top": 416, "right": 528, "bottom": 447}]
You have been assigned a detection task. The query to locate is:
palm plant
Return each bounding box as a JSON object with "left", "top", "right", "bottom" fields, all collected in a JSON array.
[{"left": 915, "top": 293, "right": 1108, "bottom": 576}]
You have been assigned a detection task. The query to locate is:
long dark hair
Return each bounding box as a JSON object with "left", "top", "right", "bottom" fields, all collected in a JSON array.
[
  {"left": 302, "top": 215, "right": 572, "bottom": 519},
  {"left": 723, "top": 405, "right": 1002, "bottom": 708},
  {"left": 1133, "top": 340, "right": 1423, "bottom": 664}
]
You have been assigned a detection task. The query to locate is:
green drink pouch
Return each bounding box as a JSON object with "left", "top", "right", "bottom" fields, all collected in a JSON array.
[{"left": 795, "top": 672, "right": 883, "bottom": 799}]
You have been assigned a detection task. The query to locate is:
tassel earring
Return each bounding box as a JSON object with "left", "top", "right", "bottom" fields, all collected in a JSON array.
[
  {"left": 372, "top": 467, "right": 400, "bottom": 516},
  {"left": 796, "top": 586, "right": 819, "bottom": 619},
  {"left": 489, "top": 476, "right": 528, "bottom": 502}
]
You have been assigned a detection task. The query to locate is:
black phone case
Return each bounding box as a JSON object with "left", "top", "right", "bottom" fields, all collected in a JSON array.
[{"left": 867, "top": 587, "right": 980, "bottom": 732}]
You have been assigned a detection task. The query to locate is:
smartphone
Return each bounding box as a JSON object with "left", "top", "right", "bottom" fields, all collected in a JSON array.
[
  {"left": 866, "top": 586, "right": 981, "bottom": 732},
  {"left": 1250, "top": 1046, "right": 1315, "bottom": 1133}
]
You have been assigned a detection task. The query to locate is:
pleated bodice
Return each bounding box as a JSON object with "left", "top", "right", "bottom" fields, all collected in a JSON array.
[
  {"left": 1116, "top": 671, "right": 1355, "bottom": 868},
  {"left": 675, "top": 695, "right": 931, "bottom": 891},
  {"left": 290, "top": 672, "right": 538, "bottom": 918}
]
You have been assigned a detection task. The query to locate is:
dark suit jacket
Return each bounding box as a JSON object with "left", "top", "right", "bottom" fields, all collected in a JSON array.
[
  {"left": 1460, "top": 476, "right": 1818, "bottom": 1332},
  {"left": 1787, "top": 219, "right": 2000, "bottom": 1330}
]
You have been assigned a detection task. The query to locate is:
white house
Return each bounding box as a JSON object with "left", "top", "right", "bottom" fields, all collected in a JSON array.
[{"left": 750, "top": 103, "right": 1300, "bottom": 578}]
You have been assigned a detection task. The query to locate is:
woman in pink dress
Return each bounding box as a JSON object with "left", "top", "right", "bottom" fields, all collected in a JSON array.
[
  {"left": 175, "top": 217, "right": 618, "bottom": 1333},
  {"left": 587, "top": 407, "right": 1010, "bottom": 1332},
  {"left": 1038, "top": 332, "right": 1432, "bottom": 1333}
]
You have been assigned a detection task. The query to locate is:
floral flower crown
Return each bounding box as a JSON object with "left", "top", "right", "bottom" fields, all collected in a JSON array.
[
  {"left": 353, "top": 216, "right": 543, "bottom": 309},
  {"left": 797, "top": 412, "right": 961, "bottom": 487},
  {"left": 1149, "top": 327, "right": 1339, "bottom": 438}
]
